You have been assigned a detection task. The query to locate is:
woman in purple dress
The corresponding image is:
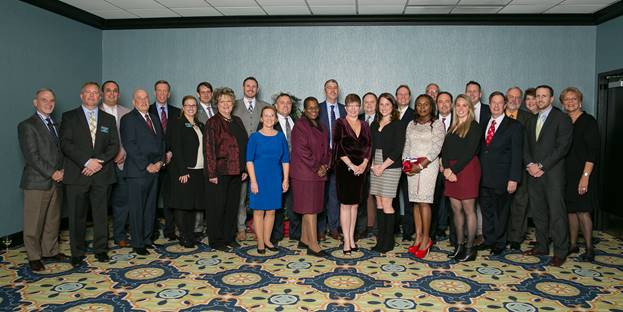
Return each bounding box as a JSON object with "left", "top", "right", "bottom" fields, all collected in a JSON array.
[{"left": 290, "top": 97, "right": 331, "bottom": 257}]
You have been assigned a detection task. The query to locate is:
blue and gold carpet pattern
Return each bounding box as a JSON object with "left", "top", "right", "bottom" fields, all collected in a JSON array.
[{"left": 1, "top": 230, "right": 623, "bottom": 311}]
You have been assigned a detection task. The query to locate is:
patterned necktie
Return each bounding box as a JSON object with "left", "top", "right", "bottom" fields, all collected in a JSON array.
[
  {"left": 485, "top": 119, "right": 496, "bottom": 146},
  {"left": 88, "top": 111, "right": 97, "bottom": 147},
  {"left": 535, "top": 113, "right": 545, "bottom": 140},
  {"left": 160, "top": 106, "right": 167, "bottom": 133},
  {"left": 145, "top": 113, "right": 155, "bottom": 133},
  {"left": 46, "top": 117, "right": 59, "bottom": 144},
  {"left": 285, "top": 118, "right": 292, "bottom": 149},
  {"left": 248, "top": 101, "right": 254, "bottom": 114},
  {"left": 442, "top": 117, "right": 446, "bottom": 128},
  {"left": 329, "top": 105, "right": 337, "bottom": 146},
  {"left": 207, "top": 105, "right": 214, "bottom": 118},
  {"left": 366, "top": 115, "right": 372, "bottom": 125}
]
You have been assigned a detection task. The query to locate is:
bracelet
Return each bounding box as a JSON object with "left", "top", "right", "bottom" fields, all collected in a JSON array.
[
  {"left": 583, "top": 172, "right": 589, "bottom": 177},
  {"left": 417, "top": 163, "right": 424, "bottom": 170}
]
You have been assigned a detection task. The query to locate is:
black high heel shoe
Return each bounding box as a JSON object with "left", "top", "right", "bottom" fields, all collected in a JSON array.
[
  {"left": 580, "top": 248, "right": 595, "bottom": 262},
  {"left": 449, "top": 243, "right": 465, "bottom": 260},
  {"left": 297, "top": 241, "right": 308, "bottom": 249},
  {"left": 351, "top": 244, "right": 359, "bottom": 252},
  {"left": 456, "top": 247, "right": 476, "bottom": 262},
  {"left": 257, "top": 248, "right": 266, "bottom": 255},
  {"left": 342, "top": 249, "right": 352, "bottom": 255},
  {"left": 266, "top": 245, "right": 279, "bottom": 252},
  {"left": 307, "top": 247, "right": 326, "bottom": 257}
]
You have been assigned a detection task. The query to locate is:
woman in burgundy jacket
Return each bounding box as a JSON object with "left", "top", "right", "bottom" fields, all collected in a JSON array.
[
  {"left": 204, "top": 87, "right": 248, "bottom": 251},
  {"left": 290, "top": 97, "right": 331, "bottom": 257}
]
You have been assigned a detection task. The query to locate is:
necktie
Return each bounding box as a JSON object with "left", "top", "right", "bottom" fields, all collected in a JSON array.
[
  {"left": 506, "top": 111, "right": 517, "bottom": 119},
  {"left": 45, "top": 117, "right": 59, "bottom": 144},
  {"left": 207, "top": 105, "right": 214, "bottom": 118},
  {"left": 485, "top": 119, "right": 496, "bottom": 146},
  {"left": 160, "top": 106, "right": 167, "bottom": 133},
  {"left": 248, "top": 101, "right": 254, "bottom": 114},
  {"left": 535, "top": 114, "right": 545, "bottom": 140},
  {"left": 329, "top": 105, "right": 337, "bottom": 146},
  {"left": 366, "top": 115, "right": 372, "bottom": 125},
  {"left": 88, "top": 111, "right": 97, "bottom": 147},
  {"left": 285, "top": 118, "right": 292, "bottom": 149},
  {"left": 442, "top": 117, "right": 446, "bottom": 128},
  {"left": 145, "top": 113, "right": 155, "bottom": 133}
]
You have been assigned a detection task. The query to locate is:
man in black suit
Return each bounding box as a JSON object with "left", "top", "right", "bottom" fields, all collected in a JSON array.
[
  {"left": 394, "top": 84, "right": 414, "bottom": 241},
  {"left": 523, "top": 85, "right": 573, "bottom": 267},
  {"left": 356, "top": 92, "right": 378, "bottom": 239},
  {"left": 505, "top": 87, "right": 534, "bottom": 250},
  {"left": 479, "top": 91, "right": 523, "bottom": 255},
  {"left": 121, "top": 89, "right": 166, "bottom": 255},
  {"left": 432, "top": 91, "right": 453, "bottom": 244},
  {"left": 18, "top": 88, "right": 66, "bottom": 271},
  {"left": 318, "top": 79, "right": 346, "bottom": 241},
  {"left": 149, "top": 80, "right": 181, "bottom": 241},
  {"left": 60, "top": 82, "right": 119, "bottom": 267}
]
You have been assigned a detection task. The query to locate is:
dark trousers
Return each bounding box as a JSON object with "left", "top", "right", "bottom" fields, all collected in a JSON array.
[
  {"left": 320, "top": 172, "right": 338, "bottom": 234},
  {"left": 207, "top": 175, "right": 241, "bottom": 248},
  {"left": 480, "top": 187, "right": 512, "bottom": 249},
  {"left": 127, "top": 175, "right": 158, "bottom": 248},
  {"left": 174, "top": 209, "right": 196, "bottom": 242},
  {"left": 65, "top": 183, "right": 110, "bottom": 257},
  {"left": 394, "top": 173, "right": 413, "bottom": 238},
  {"left": 156, "top": 169, "right": 175, "bottom": 237},
  {"left": 272, "top": 190, "right": 299, "bottom": 241},
  {"left": 431, "top": 173, "right": 450, "bottom": 240},
  {"left": 355, "top": 174, "right": 371, "bottom": 235},
  {"left": 508, "top": 174, "right": 530, "bottom": 243},
  {"left": 111, "top": 166, "right": 129, "bottom": 243},
  {"left": 528, "top": 175, "right": 569, "bottom": 258}
]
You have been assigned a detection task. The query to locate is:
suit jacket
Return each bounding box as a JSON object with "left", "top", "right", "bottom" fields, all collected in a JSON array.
[
  {"left": 479, "top": 116, "right": 523, "bottom": 191},
  {"left": 149, "top": 103, "right": 181, "bottom": 147},
  {"left": 120, "top": 109, "right": 166, "bottom": 178},
  {"left": 196, "top": 103, "right": 216, "bottom": 125},
  {"left": 233, "top": 98, "right": 271, "bottom": 137},
  {"left": 100, "top": 104, "right": 131, "bottom": 164},
  {"left": 60, "top": 107, "right": 119, "bottom": 185},
  {"left": 318, "top": 101, "right": 346, "bottom": 142},
  {"left": 204, "top": 113, "right": 248, "bottom": 178},
  {"left": 399, "top": 107, "right": 415, "bottom": 129},
  {"left": 514, "top": 109, "right": 533, "bottom": 128},
  {"left": 18, "top": 114, "right": 64, "bottom": 190},
  {"left": 167, "top": 116, "right": 204, "bottom": 178},
  {"left": 523, "top": 106, "right": 573, "bottom": 185},
  {"left": 290, "top": 117, "right": 331, "bottom": 182},
  {"left": 476, "top": 103, "right": 491, "bottom": 125}
]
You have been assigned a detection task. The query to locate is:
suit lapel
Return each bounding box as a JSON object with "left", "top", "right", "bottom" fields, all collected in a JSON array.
[
  {"left": 490, "top": 117, "right": 509, "bottom": 146},
  {"left": 537, "top": 110, "right": 555, "bottom": 143}
]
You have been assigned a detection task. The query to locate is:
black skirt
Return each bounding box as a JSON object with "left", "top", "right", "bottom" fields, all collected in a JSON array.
[
  {"left": 169, "top": 169, "right": 206, "bottom": 210},
  {"left": 335, "top": 159, "right": 366, "bottom": 205}
]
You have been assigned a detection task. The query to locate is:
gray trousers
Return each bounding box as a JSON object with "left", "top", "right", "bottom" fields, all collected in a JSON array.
[
  {"left": 508, "top": 173, "right": 530, "bottom": 243},
  {"left": 528, "top": 174, "right": 569, "bottom": 258},
  {"left": 23, "top": 185, "right": 62, "bottom": 261}
]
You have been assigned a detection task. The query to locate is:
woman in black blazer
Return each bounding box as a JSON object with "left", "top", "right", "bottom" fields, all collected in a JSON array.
[{"left": 168, "top": 95, "right": 206, "bottom": 248}]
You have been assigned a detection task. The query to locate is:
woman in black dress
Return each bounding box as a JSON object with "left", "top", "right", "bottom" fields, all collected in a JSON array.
[
  {"left": 168, "top": 96, "right": 206, "bottom": 248},
  {"left": 440, "top": 94, "right": 482, "bottom": 262},
  {"left": 334, "top": 93, "right": 371, "bottom": 255},
  {"left": 561, "top": 87, "right": 600, "bottom": 262}
]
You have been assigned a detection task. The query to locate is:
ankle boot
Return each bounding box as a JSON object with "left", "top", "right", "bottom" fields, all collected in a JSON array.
[
  {"left": 449, "top": 243, "right": 465, "bottom": 260},
  {"left": 373, "top": 211, "right": 385, "bottom": 252},
  {"left": 457, "top": 246, "right": 476, "bottom": 262},
  {"left": 382, "top": 213, "right": 396, "bottom": 253}
]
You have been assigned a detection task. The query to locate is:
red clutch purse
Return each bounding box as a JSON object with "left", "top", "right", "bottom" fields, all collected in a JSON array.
[{"left": 402, "top": 157, "right": 427, "bottom": 173}]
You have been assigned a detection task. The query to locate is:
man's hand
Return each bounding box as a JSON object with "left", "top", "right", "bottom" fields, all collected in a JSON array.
[
  {"left": 507, "top": 181, "right": 518, "bottom": 194},
  {"left": 51, "top": 170, "right": 64, "bottom": 182},
  {"left": 114, "top": 149, "right": 126, "bottom": 165}
]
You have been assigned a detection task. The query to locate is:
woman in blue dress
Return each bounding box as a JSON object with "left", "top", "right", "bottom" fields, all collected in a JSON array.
[{"left": 246, "top": 106, "right": 290, "bottom": 254}]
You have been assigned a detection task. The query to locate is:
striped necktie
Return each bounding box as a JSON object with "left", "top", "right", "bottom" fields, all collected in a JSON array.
[{"left": 88, "top": 111, "right": 97, "bottom": 147}]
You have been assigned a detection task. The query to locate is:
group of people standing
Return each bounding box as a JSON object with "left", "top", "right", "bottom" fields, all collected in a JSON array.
[{"left": 18, "top": 77, "right": 599, "bottom": 271}]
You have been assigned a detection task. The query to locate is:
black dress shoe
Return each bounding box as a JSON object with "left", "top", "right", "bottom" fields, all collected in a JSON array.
[
  {"left": 212, "top": 245, "right": 230, "bottom": 252},
  {"left": 29, "top": 260, "right": 45, "bottom": 271},
  {"left": 549, "top": 256, "right": 566, "bottom": 267},
  {"left": 165, "top": 234, "right": 178, "bottom": 241},
  {"left": 71, "top": 256, "right": 85, "bottom": 268},
  {"left": 297, "top": 241, "right": 307, "bottom": 249},
  {"left": 227, "top": 241, "right": 241, "bottom": 248},
  {"left": 43, "top": 253, "right": 69, "bottom": 261},
  {"left": 133, "top": 248, "right": 149, "bottom": 256},
  {"left": 509, "top": 242, "right": 521, "bottom": 251},
  {"left": 569, "top": 245, "right": 580, "bottom": 254},
  {"left": 307, "top": 247, "right": 325, "bottom": 257},
  {"left": 491, "top": 246, "right": 505, "bottom": 255},
  {"left": 95, "top": 253, "right": 109, "bottom": 262},
  {"left": 145, "top": 243, "right": 162, "bottom": 249},
  {"left": 179, "top": 240, "right": 196, "bottom": 248}
]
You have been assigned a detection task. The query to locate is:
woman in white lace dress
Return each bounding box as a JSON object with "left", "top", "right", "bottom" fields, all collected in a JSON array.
[{"left": 402, "top": 94, "right": 445, "bottom": 259}]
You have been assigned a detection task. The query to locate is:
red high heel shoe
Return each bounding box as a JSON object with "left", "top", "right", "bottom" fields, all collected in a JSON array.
[
  {"left": 408, "top": 242, "right": 421, "bottom": 255},
  {"left": 415, "top": 240, "right": 433, "bottom": 259}
]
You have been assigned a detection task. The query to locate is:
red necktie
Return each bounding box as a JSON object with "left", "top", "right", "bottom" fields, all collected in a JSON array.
[
  {"left": 160, "top": 106, "right": 167, "bottom": 133},
  {"left": 145, "top": 114, "right": 155, "bottom": 133},
  {"left": 485, "top": 119, "right": 496, "bottom": 146}
]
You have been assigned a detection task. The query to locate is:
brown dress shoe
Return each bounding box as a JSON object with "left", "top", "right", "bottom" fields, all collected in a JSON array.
[
  {"left": 43, "top": 253, "right": 69, "bottom": 261},
  {"left": 549, "top": 256, "right": 566, "bottom": 267},
  {"left": 329, "top": 230, "right": 341, "bottom": 240},
  {"left": 116, "top": 240, "right": 130, "bottom": 248},
  {"left": 523, "top": 248, "right": 548, "bottom": 256},
  {"left": 29, "top": 260, "right": 45, "bottom": 271}
]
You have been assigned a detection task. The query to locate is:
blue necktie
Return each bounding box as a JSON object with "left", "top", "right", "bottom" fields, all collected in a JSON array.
[
  {"left": 46, "top": 117, "right": 59, "bottom": 144},
  {"left": 329, "top": 105, "right": 337, "bottom": 145}
]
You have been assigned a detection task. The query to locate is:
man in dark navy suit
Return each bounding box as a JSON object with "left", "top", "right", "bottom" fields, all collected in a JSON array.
[
  {"left": 149, "top": 80, "right": 181, "bottom": 241},
  {"left": 479, "top": 91, "right": 523, "bottom": 255},
  {"left": 60, "top": 82, "right": 119, "bottom": 267},
  {"left": 318, "top": 79, "right": 346, "bottom": 241},
  {"left": 394, "top": 84, "right": 414, "bottom": 241},
  {"left": 121, "top": 89, "right": 166, "bottom": 255}
]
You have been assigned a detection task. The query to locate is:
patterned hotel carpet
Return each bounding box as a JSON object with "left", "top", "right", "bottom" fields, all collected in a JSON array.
[{"left": 1, "top": 229, "right": 623, "bottom": 311}]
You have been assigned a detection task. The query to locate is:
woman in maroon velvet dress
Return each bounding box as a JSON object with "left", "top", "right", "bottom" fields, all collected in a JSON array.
[
  {"left": 333, "top": 93, "right": 371, "bottom": 254},
  {"left": 290, "top": 97, "right": 331, "bottom": 257}
]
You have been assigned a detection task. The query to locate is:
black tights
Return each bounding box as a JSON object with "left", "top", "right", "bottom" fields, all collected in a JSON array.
[{"left": 450, "top": 198, "right": 477, "bottom": 248}]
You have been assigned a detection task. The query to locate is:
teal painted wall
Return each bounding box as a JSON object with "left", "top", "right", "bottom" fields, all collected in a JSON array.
[
  {"left": 1, "top": 1, "right": 102, "bottom": 236},
  {"left": 103, "top": 25, "right": 596, "bottom": 114},
  {"left": 597, "top": 15, "right": 623, "bottom": 74}
]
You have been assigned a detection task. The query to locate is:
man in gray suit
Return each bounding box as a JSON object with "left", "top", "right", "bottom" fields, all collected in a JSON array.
[
  {"left": 196, "top": 81, "right": 216, "bottom": 125},
  {"left": 232, "top": 76, "right": 270, "bottom": 242},
  {"left": 523, "top": 85, "right": 572, "bottom": 266},
  {"left": 18, "top": 88, "right": 66, "bottom": 271},
  {"left": 100, "top": 80, "right": 131, "bottom": 248}
]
